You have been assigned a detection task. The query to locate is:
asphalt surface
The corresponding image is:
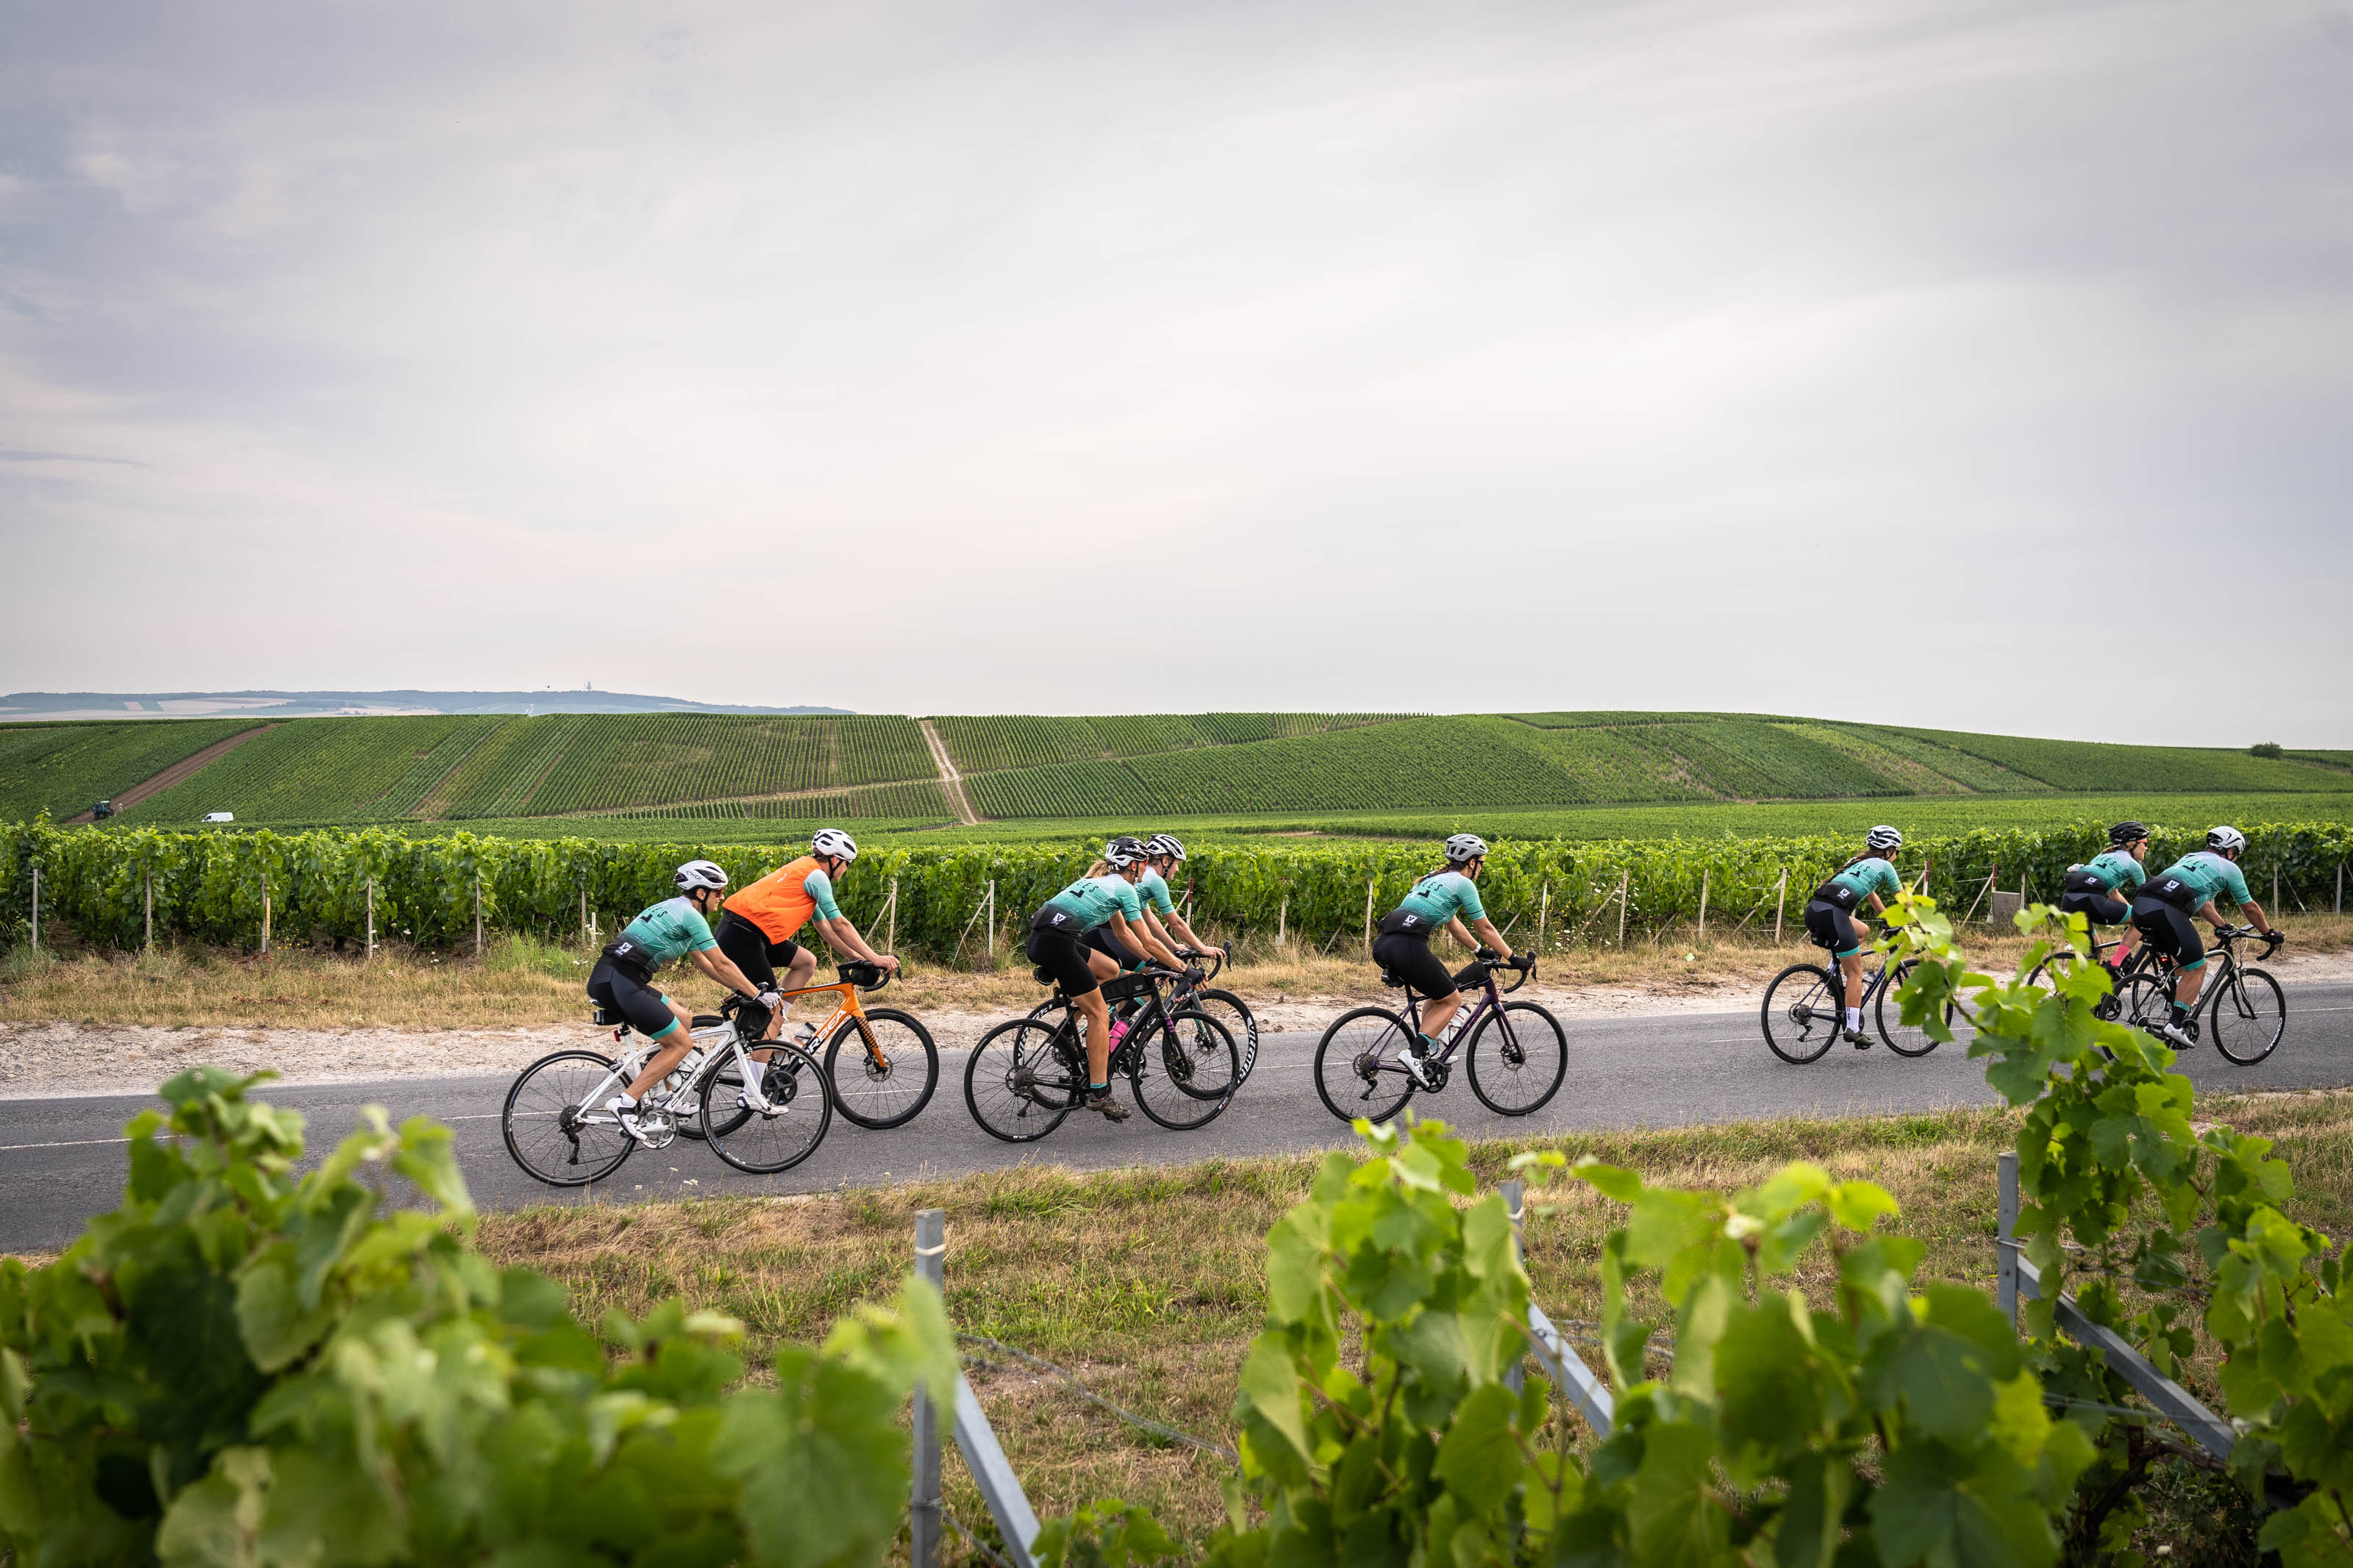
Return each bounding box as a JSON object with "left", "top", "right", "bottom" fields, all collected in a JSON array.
[{"left": 7, "top": 981, "right": 2351, "bottom": 1253}]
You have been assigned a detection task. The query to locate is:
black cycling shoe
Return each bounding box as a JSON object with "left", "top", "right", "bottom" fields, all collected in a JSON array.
[
  {"left": 1843, "top": 1028, "right": 1873, "bottom": 1050},
  {"left": 1085, "top": 1086, "right": 1131, "bottom": 1123}
]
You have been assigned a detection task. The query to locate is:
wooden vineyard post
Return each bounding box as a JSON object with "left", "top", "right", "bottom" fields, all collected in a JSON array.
[
  {"left": 144, "top": 870, "right": 154, "bottom": 953},
  {"left": 579, "top": 887, "right": 589, "bottom": 944},
  {"left": 2338, "top": 862, "right": 2343, "bottom": 914},
  {"left": 1774, "top": 868, "right": 1788, "bottom": 945},
  {"left": 1277, "top": 893, "right": 1288, "bottom": 951},
  {"left": 260, "top": 873, "right": 272, "bottom": 956},
  {"left": 1363, "top": 877, "right": 1376, "bottom": 956},
  {"left": 474, "top": 872, "right": 485, "bottom": 959},
  {"left": 886, "top": 876, "right": 899, "bottom": 955},
  {"left": 1537, "top": 881, "right": 1549, "bottom": 954},
  {"left": 2274, "top": 866, "right": 2281, "bottom": 912},
  {"left": 1696, "top": 869, "right": 1709, "bottom": 942},
  {"left": 985, "top": 880, "right": 996, "bottom": 967},
  {"left": 27, "top": 865, "right": 36, "bottom": 952},
  {"left": 1615, "top": 870, "right": 1629, "bottom": 948},
  {"left": 366, "top": 877, "right": 376, "bottom": 959}
]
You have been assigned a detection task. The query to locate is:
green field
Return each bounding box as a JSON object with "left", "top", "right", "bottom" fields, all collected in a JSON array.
[
  {"left": 7, "top": 709, "right": 2346, "bottom": 838},
  {"left": 0, "top": 719, "right": 258, "bottom": 822}
]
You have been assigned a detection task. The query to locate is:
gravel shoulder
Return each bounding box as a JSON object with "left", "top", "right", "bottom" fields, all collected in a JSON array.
[{"left": 13, "top": 948, "right": 2352, "bottom": 1101}]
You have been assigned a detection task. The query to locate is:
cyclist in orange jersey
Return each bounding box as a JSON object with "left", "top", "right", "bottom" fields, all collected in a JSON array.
[{"left": 715, "top": 828, "right": 899, "bottom": 1042}]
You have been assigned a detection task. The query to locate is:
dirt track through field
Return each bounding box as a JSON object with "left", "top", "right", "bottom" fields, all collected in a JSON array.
[
  {"left": 64, "top": 724, "right": 273, "bottom": 823},
  {"left": 919, "top": 718, "right": 979, "bottom": 824}
]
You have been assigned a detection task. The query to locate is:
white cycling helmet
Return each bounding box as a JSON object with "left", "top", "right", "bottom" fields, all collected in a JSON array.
[
  {"left": 674, "top": 859, "right": 729, "bottom": 892},
  {"left": 810, "top": 828, "right": 859, "bottom": 863},
  {"left": 1144, "top": 832, "right": 1187, "bottom": 862},
  {"left": 1865, "top": 826, "right": 1904, "bottom": 853},
  {"left": 2206, "top": 826, "right": 2247, "bottom": 854},
  {"left": 1103, "top": 835, "right": 1150, "bottom": 869},
  {"left": 1443, "top": 833, "right": 1490, "bottom": 864}
]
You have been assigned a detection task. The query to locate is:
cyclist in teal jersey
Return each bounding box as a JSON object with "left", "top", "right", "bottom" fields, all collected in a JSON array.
[
  {"left": 2131, "top": 826, "right": 2279, "bottom": 1046},
  {"left": 586, "top": 860, "right": 773, "bottom": 1142},
  {"left": 1802, "top": 827, "right": 1905, "bottom": 1048},
  {"left": 1371, "top": 834, "right": 1528, "bottom": 1086},
  {"left": 1026, "top": 837, "right": 1192, "bottom": 1119},
  {"left": 1082, "top": 833, "right": 1218, "bottom": 976},
  {"left": 2059, "top": 822, "right": 2151, "bottom": 970}
]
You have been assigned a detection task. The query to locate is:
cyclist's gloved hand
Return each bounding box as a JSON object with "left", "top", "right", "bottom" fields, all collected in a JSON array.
[
  {"left": 1476, "top": 945, "right": 1499, "bottom": 962},
  {"left": 1183, "top": 965, "right": 1207, "bottom": 984},
  {"left": 1513, "top": 949, "right": 1535, "bottom": 970},
  {"left": 755, "top": 987, "right": 782, "bottom": 1008}
]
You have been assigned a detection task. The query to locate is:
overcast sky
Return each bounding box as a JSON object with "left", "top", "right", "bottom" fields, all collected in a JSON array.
[{"left": 4, "top": 0, "right": 2349, "bottom": 742}]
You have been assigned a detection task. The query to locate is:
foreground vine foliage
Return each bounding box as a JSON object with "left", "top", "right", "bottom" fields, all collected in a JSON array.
[{"left": 0, "top": 1068, "right": 956, "bottom": 1568}]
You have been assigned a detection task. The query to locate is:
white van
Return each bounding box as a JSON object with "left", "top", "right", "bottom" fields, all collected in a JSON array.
[{"left": 204, "top": 812, "right": 235, "bottom": 823}]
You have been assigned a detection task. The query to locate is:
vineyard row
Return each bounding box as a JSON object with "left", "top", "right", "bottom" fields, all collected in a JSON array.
[{"left": 7, "top": 818, "right": 2346, "bottom": 961}]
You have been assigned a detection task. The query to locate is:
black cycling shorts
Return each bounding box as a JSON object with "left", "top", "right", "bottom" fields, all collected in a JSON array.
[
  {"left": 1371, "top": 931, "right": 1463, "bottom": 999},
  {"left": 1083, "top": 922, "right": 1153, "bottom": 968},
  {"left": 587, "top": 959, "right": 679, "bottom": 1039},
  {"left": 2058, "top": 890, "right": 2131, "bottom": 927},
  {"left": 1803, "top": 899, "right": 1865, "bottom": 957},
  {"left": 2132, "top": 897, "right": 2207, "bottom": 971},
  {"left": 1027, "top": 925, "right": 1099, "bottom": 998},
  {"left": 714, "top": 910, "right": 801, "bottom": 988}
]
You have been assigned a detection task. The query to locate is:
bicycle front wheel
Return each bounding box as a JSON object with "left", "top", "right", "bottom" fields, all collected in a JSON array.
[
  {"left": 1875, "top": 959, "right": 1949, "bottom": 1058},
  {"left": 825, "top": 1009, "right": 940, "bottom": 1129},
  {"left": 1129, "top": 1009, "right": 1239, "bottom": 1130},
  {"left": 1192, "top": 987, "right": 1261, "bottom": 1083},
  {"left": 1313, "top": 1007, "right": 1418, "bottom": 1125},
  {"left": 1761, "top": 964, "right": 1840, "bottom": 1064},
  {"left": 1465, "top": 1001, "right": 1567, "bottom": 1116},
  {"left": 502, "top": 1049, "right": 635, "bottom": 1186},
  {"left": 695, "top": 1043, "right": 832, "bottom": 1173},
  {"left": 965, "top": 1017, "right": 1082, "bottom": 1143},
  {"left": 2208, "top": 967, "right": 2285, "bottom": 1065}
]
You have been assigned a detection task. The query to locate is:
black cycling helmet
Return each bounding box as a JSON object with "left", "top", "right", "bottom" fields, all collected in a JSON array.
[{"left": 2109, "top": 820, "right": 2150, "bottom": 847}]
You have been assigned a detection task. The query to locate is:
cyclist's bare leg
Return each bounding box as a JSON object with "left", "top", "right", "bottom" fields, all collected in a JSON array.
[
  {"left": 1074, "top": 988, "right": 1113, "bottom": 1084},
  {"left": 1420, "top": 988, "right": 1466, "bottom": 1040},
  {"left": 624, "top": 999, "right": 699, "bottom": 1098},
  {"left": 1838, "top": 950, "right": 1868, "bottom": 1013},
  {"left": 1086, "top": 949, "right": 1120, "bottom": 982},
  {"left": 768, "top": 947, "right": 821, "bottom": 1039}
]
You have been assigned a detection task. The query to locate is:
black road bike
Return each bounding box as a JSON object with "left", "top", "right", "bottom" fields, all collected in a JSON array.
[
  {"left": 1761, "top": 932, "right": 1949, "bottom": 1064},
  {"left": 968, "top": 967, "right": 1241, "bottom": 1142},
  {"left": 1311, "top": 954, "right": 1567, "bottom": 1125},
  {"left": 2113, "top": 926, "right": 2287, "bottom": 1065},
  {"left": 1027, "top": 945, "right": 1261, "bottom": 1083}
]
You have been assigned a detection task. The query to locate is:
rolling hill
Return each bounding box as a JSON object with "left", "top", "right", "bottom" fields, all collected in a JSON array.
[{"left": 3, "top": 711, "right": 2345, "bottom": 832}]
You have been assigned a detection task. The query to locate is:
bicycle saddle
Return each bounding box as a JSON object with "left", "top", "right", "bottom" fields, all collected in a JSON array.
[
  {"left": 1377, "top": 967, "right": 1408, "bottom": 988},
  {"left": 590, "top": 1005, "right": 626, "bottom": 1027},
  {"left": 1032, "top": 964, "right": 1055, "bottom": 985},
  {"left": 690, "top": 1014, "right": 725, "bottom": 1029}
]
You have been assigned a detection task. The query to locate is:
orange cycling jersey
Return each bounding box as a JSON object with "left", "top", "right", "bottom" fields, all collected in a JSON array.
[{"left": 728, "top": 856, "right": 843, "bottom": 943}]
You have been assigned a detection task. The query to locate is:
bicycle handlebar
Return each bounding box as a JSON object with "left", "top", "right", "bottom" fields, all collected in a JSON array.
[
  {"left": 1179, "top": 945, "right": 1229, "bottom": 983},
  {"left": 1478, "top": 952, "right": 1536, "bottom": 995}
]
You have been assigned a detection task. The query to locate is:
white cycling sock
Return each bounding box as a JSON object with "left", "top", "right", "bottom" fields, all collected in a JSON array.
[{"left": 1845, "top": 1007, "right": 1862, "bottom": 1029}]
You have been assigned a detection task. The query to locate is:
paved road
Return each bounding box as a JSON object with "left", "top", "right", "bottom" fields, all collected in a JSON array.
[{"left": 7, "top": 981, "right": 2350, "bottom": 1253}]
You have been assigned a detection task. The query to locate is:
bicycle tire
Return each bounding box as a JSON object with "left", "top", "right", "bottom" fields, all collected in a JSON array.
[
  {"left": 1313, "top": 1006, "right": 1418, "bottom": 1124},
  {"left": 1129, "top": 1009, "right": 1239, "bottom": 1130},
  {"left": 2208, "top": 967, "right": 2285, "bottom": 1065},
  {"left": 1761, "top": 963, "right": 1840, "bottom": 1064},
  {"left": 694, "top": 1042, "right": 832, "bottom": 1173},
  {"left": 2117, "top": 974, "right": 2173, "bottom": 1033},
  {"left": 502, "top": 1049, "right": 636, "bottom": 1186},
  {"left": 1465, "top": 1001, "right": 1567, "bottom": 1116},
  {"left": 824, "top": 1009, "right": 940, "bottom": 1129},
  {"left": 1193, "top": 987, "right": 1260, "bottom": 1083},
  {"left": 965, "top": 1017, "right": 1082, "bottom": 1143},
  {"left": 1875, "top": 959, "right": 1948, "bottom": 1058}
]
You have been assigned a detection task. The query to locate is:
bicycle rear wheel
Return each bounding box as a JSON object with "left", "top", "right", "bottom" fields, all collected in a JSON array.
[
  {"left": 1465, "top": 1001, "right": 1567, "bottom": 1115},
  {"left": 1191, "top": 988, "right": 1260, "bottom": 1083},
  {"left": 824, "top": 1009, "right": 940, "bottom": 1129},
  {"left": 965, "top": 1017, "right": 1082, "bottom": 1143},
  {"left": 1129, "top": 1009, "right": 1239, "bottom": 1129},
  {"left": 502, "top": 1049, "right": 635, "bottom": 1186},
  {"left": 1313, "top": 1007, "right": 1418, "bottom": 1125},
  {"left": 695, "top": 1044, "right": 832, "bottom": 1173},
  {"left": 1874, "top": 959, "right": 1949, "bottom": 1058},
  {"left": 2207, "top": 967, "right": 2285, "bottom": 1065},
  {"left": 1761, "top": 964, "right": 1840, "bottom": 1064},
  {"left": 2117, "top": 973, "right": 2173, "bottom": 1034}
]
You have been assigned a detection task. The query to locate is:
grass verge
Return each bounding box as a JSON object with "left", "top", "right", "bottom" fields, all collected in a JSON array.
[{"left": 474, "top": 1090, "right": 2353, "bottom": 1556}]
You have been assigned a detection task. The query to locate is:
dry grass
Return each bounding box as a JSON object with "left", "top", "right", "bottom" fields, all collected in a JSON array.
[
  {"left": 471, "top": 1090, "right": 2353, "bottom": 1555},
  {"left": 15, "top": 915, "right": 2349, "bottom": 1031}
]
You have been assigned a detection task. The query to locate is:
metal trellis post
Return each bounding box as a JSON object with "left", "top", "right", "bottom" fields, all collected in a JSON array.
[
  {"left": 144, "top": 871, "right": 154, "bottom": 953},
  {"left": 1996, "top": 1151, "right": 2019, "bottom": 1325},
  {"left": 985, "top": 879, "right": 996, "bottom": 966},
  {"left": 1615, "top": 870, "right": 1629, "bottom": 948},
  {"left": 1277, "top": 892, "right": 1288, "bottom": 950},
  {"left": 28, "top": 865, "right": 37, "bottom": 953},
  {"left": 366, "top": 876, "right": 376, "bottom": 959},
  {"left": 260, "top": 876, "right": 271, "bottom": 956},
  {"left": 474, "top": 872, "right": 484, "bottom": 958},
  {"left": 1503, "top": 1178, "right": 1528, "bottom": 1395},
  {"left": 886, "top": 876, "right": 899, "bottom": 955},
  {"left": 1696, "top": 869, "right": 1708, "bottom": 942},
  {"left": 1774, "top": 868, "right": 1787, "bottom": 944},
  {"left": 1364, "top": 876, "right": 1376, "bottom": 956},
  {"left": 911, "top": 1209, "right": 946, "bottom": 1568},
  {"left": 1538, "top": 880, "right": 1549, "bottom": 954}
]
